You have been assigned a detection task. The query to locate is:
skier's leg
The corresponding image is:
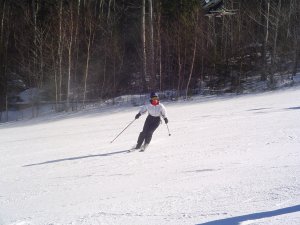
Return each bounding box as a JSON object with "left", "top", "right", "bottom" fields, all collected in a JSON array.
[
  {"left": 136, "top": 117, "right": 152, "bottom": 148},
  {"left": 136, "top": 131, "right": 145, "bottom": 148},
  {"left": 144, "top": 117, "right": 160, "bottom": 145},
  {"left": 144, "top": 132, "right": 154, "bottom": 145}
]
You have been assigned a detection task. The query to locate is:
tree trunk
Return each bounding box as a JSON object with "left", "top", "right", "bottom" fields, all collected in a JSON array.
[
  {"left": 270, "top": 0, "right": 281, "bottom": 87},
  {"left": 83, "top": 20, "right": 92, "bottom": 107},
  {"left": 51, "top": 39, "right": 58, "bottom": 112},
  {"left": 176, "top": 28, "right": 182, "bottom": 99},
  {"left": 148, "top": 0, "right": 155, "bottom": 90},
  {"left": 0, "top": 1, "right": 7, "bottom": 117},
  {"left": 58, "top": 1, "right": 63, "bottom": 103},
  {"left": 100, "top": 48, "right": 107, "bottom": 99},
  {"left": 66, "top": 4, "right": 74, "bottom": 111},
  {"left": 185, "top": 12, "right": 198, "bottom": 100},
  {"left": 142, "top": 0, "right": 148, "bottom": 91},
  {"left": 157, "top": 9, "right": 162, "bottom": 91},
  {"left": 292, "top": 39, "right": 298, "bottom": 78},
  {"left": 261, "top": 0, "right": 270, "bottom": 81},
  {"left": 286, "top": 0, "right": 293, "bottom": 38}
]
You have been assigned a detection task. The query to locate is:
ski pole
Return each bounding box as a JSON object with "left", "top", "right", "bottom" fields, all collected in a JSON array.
[
  {"left": 110, "top": 119, "right": 136, "bottom": 143},
  {"left": 161, "top": 113, "right": 171, "bottom": 136},
  {"left": 166, "top": 123, "right": 171, "bottom": 136}
]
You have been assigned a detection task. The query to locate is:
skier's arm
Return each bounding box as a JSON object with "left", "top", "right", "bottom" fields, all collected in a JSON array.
[
  {"left": 139, "top": 105, "right": 148, "bottom": 115},
  {"left": 135, "top": 105, "right": 147, "bottom": 119},
  {"left": 160, "top": 104, "right": 168, "bottom": 124}
]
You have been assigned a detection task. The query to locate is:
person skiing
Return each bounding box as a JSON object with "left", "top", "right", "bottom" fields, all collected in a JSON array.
[{"left": 134, "top": 92, "right": 168, "bottom": 150}]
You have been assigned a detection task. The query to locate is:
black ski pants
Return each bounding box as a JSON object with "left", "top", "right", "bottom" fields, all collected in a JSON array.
[{"left": 136, "top": 115, "right": 161, "bottom": 148}]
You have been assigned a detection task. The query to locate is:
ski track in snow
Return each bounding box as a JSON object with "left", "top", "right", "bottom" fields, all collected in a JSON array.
[{"left": 0, "top": 87, "right": 300, "bottom": 225}]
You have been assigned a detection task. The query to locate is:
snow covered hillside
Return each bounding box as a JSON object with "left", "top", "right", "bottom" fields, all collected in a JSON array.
[{"left": 0, "top": 87, "right": 300, "bottom": 225}]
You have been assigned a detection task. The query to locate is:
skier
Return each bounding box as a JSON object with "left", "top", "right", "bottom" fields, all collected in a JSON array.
[{"left": 134, "top": 92, "right": 168, "bottom": 151}]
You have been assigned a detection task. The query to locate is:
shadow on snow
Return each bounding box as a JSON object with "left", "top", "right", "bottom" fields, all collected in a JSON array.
[
  {"left": 285, "top": 106, "right": 300, "bottom": 110},
  {"left": 23, "top": 149, "right": 129, "bottom": 167},
  {"left": 196, "top": 205, "right": 300, "bottom": 225}
]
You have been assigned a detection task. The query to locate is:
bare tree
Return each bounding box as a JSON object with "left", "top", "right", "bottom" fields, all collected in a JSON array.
[
  {"left": 58, "top": 1, "right": 64, "bottom": 104},
  {"left": 0, "top": 0, "right": 9, "bottom": 121},
  {"left": 291, "top": 1, "right": 300, "bottom": 78},
  {"left": 83, "top": 6, "right": 95, "bottom": 107},
  {"left": 186, "top": 11, "right": 199, "bottom": 99},
  {"left": 269, "top": 0, "right": 282, "bottom": 87},
  {"left": 156, "top": 1, "right": 162, "bottom": 91},
  {"left": 148, "top": 0, "right": 155, "bottom": 89},
  {"left": 142, "top": 0, "right": 148, "bottom": 91}
]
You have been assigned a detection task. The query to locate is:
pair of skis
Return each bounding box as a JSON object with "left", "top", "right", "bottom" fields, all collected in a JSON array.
[{"left": 127, "top": 144, "right": 149, "bottom": 153}]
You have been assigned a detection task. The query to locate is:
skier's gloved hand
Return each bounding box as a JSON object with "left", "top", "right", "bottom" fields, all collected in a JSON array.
[
  {"left": 135, "top": 113, "right": 141, "bottom": 119},
  {"left": 164, "top": 118, "right": 168, "bottom": 124}
]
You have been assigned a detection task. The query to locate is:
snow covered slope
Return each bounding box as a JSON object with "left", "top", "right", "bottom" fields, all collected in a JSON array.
[{"left": 1, "top": 87, "right": 300, "bottom": 225}]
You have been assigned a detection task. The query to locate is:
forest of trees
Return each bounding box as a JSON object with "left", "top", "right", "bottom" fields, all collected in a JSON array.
[{"left": 0, "top": 0, "right": 299, "bottom": 113}]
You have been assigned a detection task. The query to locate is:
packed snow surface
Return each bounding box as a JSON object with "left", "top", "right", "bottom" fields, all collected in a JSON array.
[{"left": 1, "top": 87, "right": 300, "bottom": 225}]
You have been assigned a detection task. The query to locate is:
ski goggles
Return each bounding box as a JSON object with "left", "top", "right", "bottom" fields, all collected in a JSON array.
[{"left": 151, "top": 96, "right": 159, "bottom": 100}]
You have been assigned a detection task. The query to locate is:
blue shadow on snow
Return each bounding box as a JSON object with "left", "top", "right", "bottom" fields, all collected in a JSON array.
[
  {"left": 285, "top": 106, "right": 300, "bottom": 110},
  {"left": 23, "top": 150, "right": 129, "bottom": 167},
  {"left": 196, "top": 205, "right": 300, "bottom": 225}
]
